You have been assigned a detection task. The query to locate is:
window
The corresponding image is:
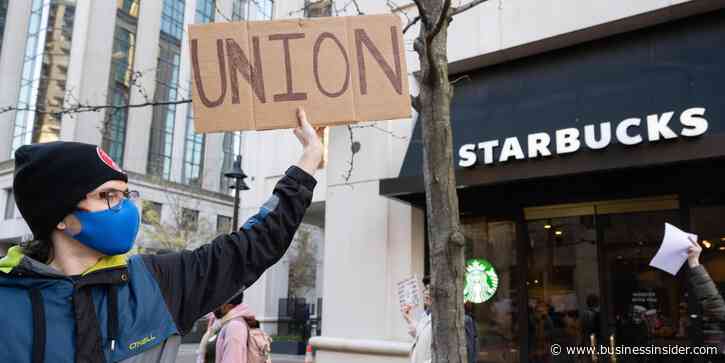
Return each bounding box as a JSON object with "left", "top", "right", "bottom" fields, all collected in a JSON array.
[
  {"left": 182, "top": 208, "right": 199, "bottom": 231},
  {"left": 231, "top": 0, "right": 245, "bottom": 20},
  {"left": 4, "top": 189, "right": 15, "bottom": 220},
  {"left": 160, "top": 0, "right": 184, "bottom": 41},
  {"left": 117, "top": 0, "right": 140, "bottom": 17},
  {"left": 247, "top": 0, "right": 273, "bottom": 20},
  {"left": 149, "top": 0, "right": 183, "bottom": 179},
  {"left": 181, "top": 0, "right": 215, "bottom": 186},
  {"left": 12, "top": 0, "right": 76, "bottom": 157},
  {"left": 195, "top": 0, "right": 215, "bottom": 24},
  {"left": 104, "top": 3, "right": 140, "bottom": 165},
  {"left": 183, "top": 106, "right": 205, "bottom": 186},
  {"left": 0, "top": 0, "right": 8, "bottom": 54},
  {"left": 220, "top": 131, "right": 241, "bottom": 192},
  {"left": 217, "top": 215, "right": 232, "bottom": 234},
  {"left": 141, "top": 200, "right": 162, "bottom": 224},
  {"left": 462, "top": 218, "right": 519, "bottom": 362},
  {"left": 305, "top": 0, "right": 331, "bottom": 18}
]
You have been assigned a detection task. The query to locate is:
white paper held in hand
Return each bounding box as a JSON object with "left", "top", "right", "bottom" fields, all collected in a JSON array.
[
  {"left": 649, "top": 223, "right": 698, "bottom": 275},
  {"left": 397, "top": 275, "right": 425, "bottom": 321}
]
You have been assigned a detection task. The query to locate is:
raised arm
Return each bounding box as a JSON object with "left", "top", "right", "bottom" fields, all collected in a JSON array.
[
  {"left": 141, "top": 108, "right": 323, "bottom": 334},
  {"left": 688, "top": 238, "right": 725, "bottom": 322}
]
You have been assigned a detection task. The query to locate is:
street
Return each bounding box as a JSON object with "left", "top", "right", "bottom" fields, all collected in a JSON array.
[{"left": 176, "top": 344, "right": 305, "bottom": 363}]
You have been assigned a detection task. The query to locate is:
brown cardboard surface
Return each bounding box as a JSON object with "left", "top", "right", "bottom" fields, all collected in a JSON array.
[
  {"left": 347, "top": 15, "right": 411, "bottom": 123},
  {"left": 188, "top": 14, "right": 411, "bottom": 133},
  {"left": 189, "top": 22, "right": 254, "bottom": 132},
  {"left": 249, "top": 17, "right": 356, "bottom": 130}
]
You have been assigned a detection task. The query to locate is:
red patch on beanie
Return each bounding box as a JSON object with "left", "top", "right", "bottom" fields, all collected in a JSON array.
[{"left": 96, "top": 147, "right": 124, "bottom": 174}]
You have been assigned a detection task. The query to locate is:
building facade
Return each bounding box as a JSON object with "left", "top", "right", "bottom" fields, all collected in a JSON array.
[
  {"left": 0, "top": 0, "right": 250, "bottom": 252},
  {"left": 0, "top": 0, "right": 326, "bottom": 339},
  {"left": 270, "top": 0, "right": 725, "bottom": 362}
]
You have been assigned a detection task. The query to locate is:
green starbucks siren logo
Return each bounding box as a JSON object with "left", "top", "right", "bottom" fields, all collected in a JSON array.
[{"left": 464, "top": 258, "right": 499, "bottom": 303}]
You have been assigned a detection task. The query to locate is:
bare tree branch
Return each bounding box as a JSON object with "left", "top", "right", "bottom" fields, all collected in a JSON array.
[
  {"left": 411, "top": 95, "right": 421, "bottom": 112},
  {"left": 342, "top": 124, "right": 359, "bottom": 185},
  {"left": 412, "top": 0, "right": 431, "bottom": 28},
  {"left": 1, "top": 99, "right": 191, "bottom": 117},
  {"left": 350, "top": 123, "right": 407, "bottom": 140},
  {"left": 214, "top": 1, "right": 232, "bottom": 22},
  {"left": 449, "top": 74, "right": 470, "bottom": 85},
  {"left": 350, "top": 0, "right": 364, "bottom": 15},
  {"left": 429, "top": 0, "right": 452, "bottom": 41},
  {"left": 403, "top": 16, "right": 421, "bottom": 34},
  {"left": 451, "top": 0, "right": 490, "bottom": 17},
  {"left": 406, "top": 0, "right": 489, "bottom": 35},
  {"left": 386, "top": 0, "right": 411, "bottom": 21}
]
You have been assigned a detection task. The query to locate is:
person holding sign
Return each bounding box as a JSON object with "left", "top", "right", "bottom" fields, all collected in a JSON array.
[
  {"left": 687, "top": 238, "right": 725, "bottom": 323},
  {"left": 402, "top": 276, "right": 433, "bottom": 363},
  {"left": 0, "top": 108, "right": 321, "bottom": 363}
]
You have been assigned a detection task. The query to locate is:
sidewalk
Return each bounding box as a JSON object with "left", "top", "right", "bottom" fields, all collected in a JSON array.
[{"left": 177, "top": 344, "right": 305, "bottom": 363}]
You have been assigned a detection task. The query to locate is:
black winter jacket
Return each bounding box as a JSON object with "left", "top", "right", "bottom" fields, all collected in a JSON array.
[{"left": 690, "top": 265, "right": 725, "bottom": 322}]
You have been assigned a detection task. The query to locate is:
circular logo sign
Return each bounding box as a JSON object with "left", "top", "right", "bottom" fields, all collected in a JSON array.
[
  {"left": 97, "top": 147, "right": 124, "bottom": 174},
  {"left": 464, "top": 258, "right": 499, "bottom": 303}
]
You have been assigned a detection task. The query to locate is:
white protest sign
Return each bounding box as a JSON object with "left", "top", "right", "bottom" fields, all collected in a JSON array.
[
  {"left": 649, "top": 223, "right": 698, "bottom": 275},
  {"left": 397, "top": 275, "right": 424, "bottom": 320}
]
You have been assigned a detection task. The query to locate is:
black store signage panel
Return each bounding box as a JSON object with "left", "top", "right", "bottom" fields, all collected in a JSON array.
[{"left": 398, "top": 10, "right": 725, "bottom": 186}]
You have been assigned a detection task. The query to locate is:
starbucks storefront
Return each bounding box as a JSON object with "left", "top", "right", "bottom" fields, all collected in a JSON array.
[{"left": 381, "top": 9, "right": 725, "bottom": 363}]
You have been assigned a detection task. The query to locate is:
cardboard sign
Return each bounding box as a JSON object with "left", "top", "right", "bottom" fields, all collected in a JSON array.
[{"left": 189, "top": 14, "right": 411, "bottom": 133}]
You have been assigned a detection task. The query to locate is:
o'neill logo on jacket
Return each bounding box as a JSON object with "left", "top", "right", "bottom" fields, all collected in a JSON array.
[
  {"left": 458, "top": 107, "right": 709, "bottom": 168},
  {"left": 129, "top": 335, "right": 157, "bottom": 350}
]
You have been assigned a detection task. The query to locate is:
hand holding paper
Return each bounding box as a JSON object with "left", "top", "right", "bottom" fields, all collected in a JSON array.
[
  {"left": 398, "top": 276, "right": 425, "bottom": 321},
  {"left": 687, "top": 236, "right": 703, "bottom": 268},
  {"left": 649, "top": 223, "right": 699, "bottom": 275}
]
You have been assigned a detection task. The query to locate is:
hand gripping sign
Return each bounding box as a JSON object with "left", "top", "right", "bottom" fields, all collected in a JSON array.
[{"left": 188, "top": 14, "right": 411, "bottom": 132}]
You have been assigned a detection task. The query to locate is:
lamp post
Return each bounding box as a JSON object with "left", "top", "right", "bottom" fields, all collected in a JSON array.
[{"left": 224, "top": 155, "right": 249, "bottom": 231}]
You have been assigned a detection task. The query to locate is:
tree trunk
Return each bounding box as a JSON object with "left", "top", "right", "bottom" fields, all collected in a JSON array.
[{"left": 413, "top": 1, "right": 467, "bottom": 362}]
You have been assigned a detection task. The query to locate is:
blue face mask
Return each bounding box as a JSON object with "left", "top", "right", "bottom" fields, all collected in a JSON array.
[{"left": 71, "top": 199, "right": 140, "bottom": 255}]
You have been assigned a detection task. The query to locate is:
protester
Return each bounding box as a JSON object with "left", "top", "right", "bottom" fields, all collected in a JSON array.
[
  {"left": 198, "top": 291, "right": 271, "bottom": 363},
  {"left": 0, "top": 108, "right": 322, "bottom": 363},
  {"left": 464, "top": 302, "right": 478, "bottom": 363},
  {"left": 402, "top": 276, "right": 432, "bottom": 363},
  {"left": 687, "top": 237, "right": 725, "bottom": 321}
]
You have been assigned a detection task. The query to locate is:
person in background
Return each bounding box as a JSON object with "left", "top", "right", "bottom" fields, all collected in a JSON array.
[
  {"left": 198, "top": 291, "right": 256, "bottom": 363},
  {"left": 464, "top": 301, "right": 478, "bottom": 363},
  {"left": 580, "top": 294, "right": 601, "bottom": 346},
  {"left": 402, "top": 276, "right": 432, "bottom": 363},
  {"left": 688, "top": 237, "right": 725, "bottom": 321}
]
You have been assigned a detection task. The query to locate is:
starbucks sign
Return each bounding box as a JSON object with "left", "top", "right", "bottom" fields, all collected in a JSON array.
[{"left": 464, "top": 259, "right": 499, "bottom": 303}]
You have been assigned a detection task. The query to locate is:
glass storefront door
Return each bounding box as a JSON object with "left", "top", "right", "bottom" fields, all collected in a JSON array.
[
  {"left": 523, "top": 196, "right": 700, "bottom": 363},
  {"left": 599, "top": 209, "right": 690, "bottom": 363},
  {"left": 462, "top": 217, "right": 520, "bottom": 363},
  {"left": 461, "top": 195, "right": 725, "bottom": 362},
  {"left": 525, "top": 211, "right": 602, "bottom": 363}
]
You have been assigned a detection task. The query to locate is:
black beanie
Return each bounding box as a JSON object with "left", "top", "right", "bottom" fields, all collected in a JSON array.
[{"left": 13, "top": 141, "right": 128, "bottom": 240}]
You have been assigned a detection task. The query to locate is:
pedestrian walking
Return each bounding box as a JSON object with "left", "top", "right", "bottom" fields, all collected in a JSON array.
[
  {"left": 0, "top": 108, "right": 322, "bottom": 363},
  {"left": 198, "top": 291, "right": 271, "bottom": 363}
]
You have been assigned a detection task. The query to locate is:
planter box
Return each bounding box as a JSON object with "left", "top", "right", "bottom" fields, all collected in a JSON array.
[{"left": 271, "top": 341, "right": 306, "bottom": 355}]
